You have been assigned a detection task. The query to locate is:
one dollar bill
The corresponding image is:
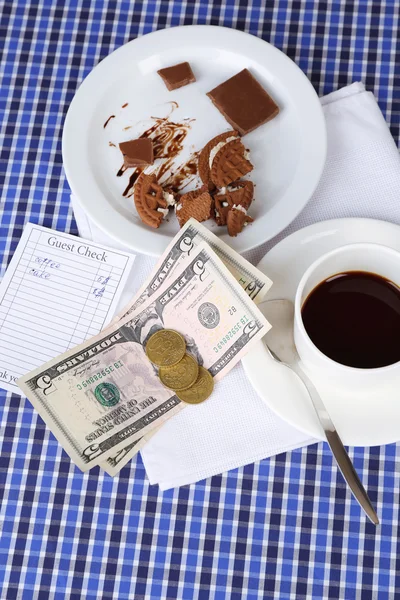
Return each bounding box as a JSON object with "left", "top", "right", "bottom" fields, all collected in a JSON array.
[{"left": 18, "top": 242, "right": 271, "bottom": 472}]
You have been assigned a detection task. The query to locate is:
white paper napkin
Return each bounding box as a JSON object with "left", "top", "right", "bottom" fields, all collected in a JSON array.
[{"left": 71, "top": 82, "right": 400, "bottom": 489}]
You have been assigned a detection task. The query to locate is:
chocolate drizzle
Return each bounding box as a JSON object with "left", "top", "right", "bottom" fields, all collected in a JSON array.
[
  {"left": 123, "top": 169, "right": 144, "bottom": 196},
  {"left": 116, "top": 164, "right": 127, "bottom": 177},
  {"left": 161, "top": 151, "right": 199, "bottom": 192},
  {"left": 117, "top": 102, "right": 196, "bottom": 198},
  {"left": 122, "top": 103, "right": 129, "bottom": 108},
  {"left": 103, "top": 115, "right": 115, "bottom": 128}
]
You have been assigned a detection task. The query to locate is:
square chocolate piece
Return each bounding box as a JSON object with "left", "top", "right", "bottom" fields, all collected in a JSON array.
[
  {"left": 157, "top": 62, "right": 196, "bottom": 91},
  {"left": 119, "top": 138, "right": 154, "bottom": 168},
  {"left": 207, "top": 69, "right": 279, "bottom": 135}
]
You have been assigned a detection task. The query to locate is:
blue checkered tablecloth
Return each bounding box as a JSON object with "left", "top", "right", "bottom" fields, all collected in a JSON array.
[{"left": 1, "top": 1, "right": 400, "bottom": 598}]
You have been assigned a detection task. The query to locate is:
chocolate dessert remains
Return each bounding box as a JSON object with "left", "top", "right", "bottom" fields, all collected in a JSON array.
[
  {"left": 134, "top": 173, "right": 172, "bottom": 229},
  {"left": 207, "top": 69, "right": 279, "bottom": 135},
  {"left": 226, "top": 206, "right": 254, "bottom": 237},
  {"left": 198, "top": 130, "right": 239, "bottom": 191},
  {"left": 128, "top": 131, "right": 255, "bottom": 236},
  {"left": 111, "top": 62, "right": 283, "bottom": 237},
  {"left": 214, "top": 181, "right": 254, "bottom": 226},
  {"left": 115, "top": 64, "right": 279, "bottom": 236},
  {"left": 175, "top": 186, "right": 213, "bottom": 227},
  {"left": 210, "top": 138, "right": 253, "bottom": 187},
  {"left": 158, "top": 62, "right": 196, "bottom": 91},
  {"left": 119, "top": 138, "right": 154, "bottom": 168}
]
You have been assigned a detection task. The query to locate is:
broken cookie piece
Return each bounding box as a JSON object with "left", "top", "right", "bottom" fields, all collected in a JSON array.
[
  {"left": 214, "top": 180, "right": 254, "bottom": 226},
  {"left": 225, "top": 180, "right": 254, "bottom": 210},
  {"left": 175, "top": 186, "right": 213, "bottom": 227},
  {"left": 134, "top": 173, "right": 169, "bottom": 229},
  {"left": 214, "top": 191, "right": 231, "bottom": 226},
  {"left": 157, "top": 62, "right": 196, "bottom": 91},
  {"left": 198, "top": 130, "right": 239, "bottom": 191},
  {"left": 119, "top": 138, "right": 154, "bottom": 168},
  {"left": 226, "top": 205, "right": 254, "bottom": 237},
  {"left": 210, "top": 138, "right": 253, "bottom": 188},
  {"left": 207, "top": 69, "right": 279, "bottom": 136}
]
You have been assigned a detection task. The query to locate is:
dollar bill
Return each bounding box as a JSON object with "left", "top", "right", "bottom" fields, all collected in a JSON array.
[
  {"left": 104, "top": 219, "right": 273, "bottom": 475},
  {"left": 17, "top": 242, "right": 270, "bottom": 472},
  {"left": 102, "top": 429, "right": 158, "bottom": 476},
  {"left": 116, "top": 218, "right": 272, "bottom": 320}
]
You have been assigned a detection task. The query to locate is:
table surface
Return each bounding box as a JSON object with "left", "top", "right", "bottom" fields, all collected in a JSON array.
[{"left": 1, "top": 1, "right": 400, "bottom": 599}]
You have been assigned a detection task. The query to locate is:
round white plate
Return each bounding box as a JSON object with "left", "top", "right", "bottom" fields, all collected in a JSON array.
[
  {"left": 242, "top": 218, "right": 400, "bottom": 447},
  {"left": 63, "top": 25, "right": 326, "bottom": 256}
]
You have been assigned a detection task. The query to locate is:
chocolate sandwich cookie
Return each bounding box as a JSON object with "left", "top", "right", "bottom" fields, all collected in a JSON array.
[
  {"left": 175, "top": 186, "right": 213, "bottom": 228},
  {"left": 214, "top": 180, "right": 254, "bottom": 226},
  {"left": 226, "top": 205, "right": 254, "bottom": 237},
  {"left": 210, "top": 139, "right": 253, "bottom": 188},
  {"left": 207, "top": 69, "right": 279, "bottom": 136},
  {"left": 198, "top": 131, "right": 239, "bottom": 191},
  {"left": 134, "top": 173, "right": 169, "bottom": 229}
]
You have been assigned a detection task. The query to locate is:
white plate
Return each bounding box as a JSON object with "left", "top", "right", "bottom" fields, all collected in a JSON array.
[
  {"left": 63, "top": 25, "right": 326, "bottom": 256},
  {"left": 242, "top": 218, "right": 400, "bottom": 447}
]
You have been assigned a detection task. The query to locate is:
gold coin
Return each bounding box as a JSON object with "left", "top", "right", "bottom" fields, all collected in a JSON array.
[
  {"left": 146, "top": 329, "right": 186, "bottom": 367},
  {"left": 176, "top": 367, "right": 214, "bottom": 404},
  {"left": 159, "top": 354, "right": 199, "bottom": 391}
]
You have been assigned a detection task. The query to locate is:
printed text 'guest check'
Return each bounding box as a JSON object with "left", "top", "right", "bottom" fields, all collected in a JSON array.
[{"left": 0, "top": 223, "right": 135, "bottom": 393}]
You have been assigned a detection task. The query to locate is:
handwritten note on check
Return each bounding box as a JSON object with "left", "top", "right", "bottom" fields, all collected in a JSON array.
[{"left": 0, "top": 223, "right": 135, "bottom": 393}]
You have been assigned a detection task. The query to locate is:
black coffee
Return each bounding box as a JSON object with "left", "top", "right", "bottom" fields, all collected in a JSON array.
[{"left": 301, "top": 271, "right": 400, "bottom": 368}]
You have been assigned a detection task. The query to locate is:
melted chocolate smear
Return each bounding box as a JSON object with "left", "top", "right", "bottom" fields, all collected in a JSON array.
[
  {"left": 116, "top": 101, "right": 196, "bottom": 196},
  {"left": 161, "top": 101, "right": 178, "bottom": 117},
  {"left": 161, "top": 150, "right": 199, "bottom": 191},
  {"left": 122, "top": 103, "right": 128, "bottom": 108},
  {"left": 103, "top": 115, "right": 115, "bottom": 128},
  {"left": 139, "top": 117, "right": 194, "bottom": 182},
  {"left": 123, "top": 169, "right": 143, "bottom": 197},
  {"left": 116, "top": 164, "right": 127, "bottom": 177},
  {"left": 117, "top": 114, "right": 194, "bottom": 182}
]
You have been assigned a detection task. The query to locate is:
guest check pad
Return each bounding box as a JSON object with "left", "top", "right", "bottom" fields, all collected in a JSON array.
[{"left": 0, "top": 223, "right": 135, "bottom": 393}]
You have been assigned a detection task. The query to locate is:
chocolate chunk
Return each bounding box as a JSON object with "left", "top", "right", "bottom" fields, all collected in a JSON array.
[
  {"left": 226, "top": 206, "right": 254, "bottom": 237},
  {"left": 119, "top": 138, "right": 154, "bottom": 168},
  {"left": 198, "top": 130, "right": 239, "bottom": 191},
  {"left": 134, "top": 173, "right": 168, "bottom": 229},
  {"left": 210, "top": 139, "right": 253, "bottom": 188},
  {"left": 158, "top": 62, "right": 196, "bottom": 91},
  {"left": 207, "top": 69, "right": 279, "bottom": 136},
  {"left": 214, "top": 181, "right": 254, "bottom": 226},
  {"left": 175, "top": 186, "right": 213, "bottom": 227}
]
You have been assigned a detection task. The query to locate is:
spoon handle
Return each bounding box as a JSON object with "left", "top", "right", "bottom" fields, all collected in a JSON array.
[{"left": 289, "top": 361, "right": 379, "bottom": 525}]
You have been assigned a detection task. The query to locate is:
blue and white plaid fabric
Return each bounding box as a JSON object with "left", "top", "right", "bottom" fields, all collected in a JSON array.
[{"left": 1, "top": 1, "right": 400, "bottom": 598}]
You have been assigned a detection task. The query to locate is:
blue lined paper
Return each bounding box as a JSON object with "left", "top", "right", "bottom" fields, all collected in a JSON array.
[{"left": 0, "top": 223, "right": 135, "bottom": 392}]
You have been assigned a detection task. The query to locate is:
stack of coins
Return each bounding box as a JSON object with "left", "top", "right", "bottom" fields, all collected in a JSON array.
[{"left": 145, "top": 329, "right": 214, "bottom": 404}]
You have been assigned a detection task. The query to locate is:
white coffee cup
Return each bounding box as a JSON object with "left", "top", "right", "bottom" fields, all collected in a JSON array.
[{"left": 294, "top": 243, "right": 400, "bottom": 388}]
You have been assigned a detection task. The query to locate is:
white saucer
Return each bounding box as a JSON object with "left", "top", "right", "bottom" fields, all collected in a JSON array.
[
  {"left": 242, "top": 218, "right": 400, "bottom": 447},
  {"left": 62, "top": 25, "right": 326, "bottom": 256}
]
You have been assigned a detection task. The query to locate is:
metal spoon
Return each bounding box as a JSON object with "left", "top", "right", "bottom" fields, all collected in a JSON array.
[{"left": 260, "top": 299, "right": 379, "bottom": 525}]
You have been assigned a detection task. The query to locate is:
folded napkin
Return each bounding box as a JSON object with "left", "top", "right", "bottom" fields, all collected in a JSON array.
[{"left": 71, "top": 82, "right": 400, "bottom": 489}]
